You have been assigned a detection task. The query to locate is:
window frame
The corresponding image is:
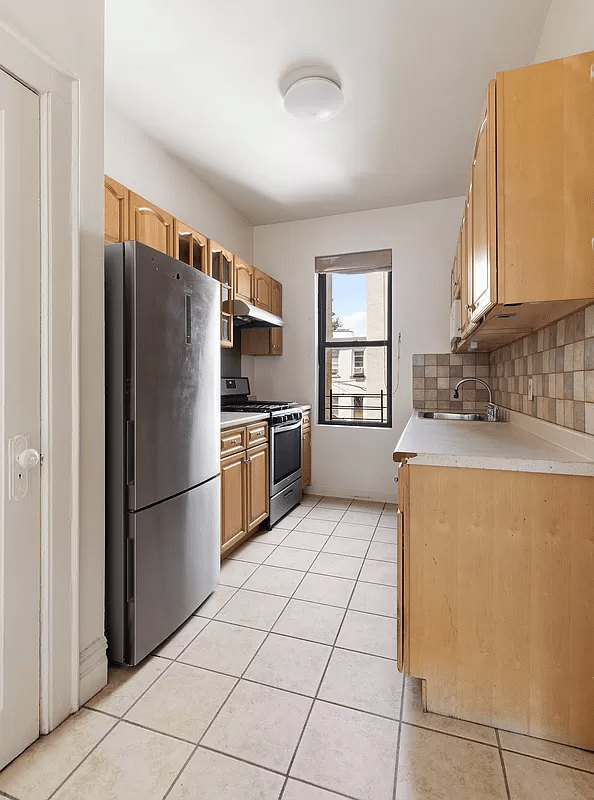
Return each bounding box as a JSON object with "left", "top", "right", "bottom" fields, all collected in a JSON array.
[{"left": 317, "top": 271, "right": 392, "bottom": 429}]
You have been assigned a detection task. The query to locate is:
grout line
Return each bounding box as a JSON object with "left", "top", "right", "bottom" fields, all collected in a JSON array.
[
  {"left": 400, "top": 720, "right": 499, "bottom": 749},
  {"left": 391, "top": 673, "right": 407, "bottom": 800},
  {"left": 496, "top": 729, "right": 513, "bottom": 800},
  {"left": 161, "top": 674, "right": 241, "bottom": 800},
  {"left": 45, "top": 718, "right": 120, "bottom": 799}
]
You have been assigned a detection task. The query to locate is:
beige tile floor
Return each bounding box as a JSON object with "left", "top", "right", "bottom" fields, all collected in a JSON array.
[{"left": 2, "top": 494, "right": 594, "bottom": 799}]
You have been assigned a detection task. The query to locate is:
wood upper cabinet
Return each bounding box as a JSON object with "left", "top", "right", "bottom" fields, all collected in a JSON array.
[
  {"left": 454, "top": 52, "right": 594, "bottom": 352},
  {"left": 128, "top": 191, "right": 175, "bottom": 256},
  {"left": 270, "top": 279, "right": 283, "bottom": 355},
  {"left": 235, "top": 257, "right": 254, "bottom": 303},
  {"left": 104, "top": 176, "right": 129, "bottom": 244},
  {"left": 470, "top": 80, "right": 496, "bottom": 322},
  {"left": 245, "top": 442, "right": 269, "bottom": 530},
  {"left": 209, "top": 240, "right": 234, "bottom": 348},
  {"left": 174, "top": 220, "right": 208, "bottom": 273},
  {"left": 252, "top": 268, "right": 272, "bottom": 311},
  {"left": 242, "top": 277, "right": 283, "bottom": 356},
  {"left": 220, "top": 450, "right": 247, "bottom": 555},
  {"left": 497, "top": 51, "right": 594, "bottom": 303}
]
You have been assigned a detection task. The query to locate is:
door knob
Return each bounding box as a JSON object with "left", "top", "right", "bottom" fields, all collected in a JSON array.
[{"left": 17, "top": 448, "right": 40, "bottom": 469}]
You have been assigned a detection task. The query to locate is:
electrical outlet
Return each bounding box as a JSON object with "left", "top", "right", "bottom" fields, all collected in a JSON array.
[{"left": 528, "top": 377, "right": 534, "bottom": 401}]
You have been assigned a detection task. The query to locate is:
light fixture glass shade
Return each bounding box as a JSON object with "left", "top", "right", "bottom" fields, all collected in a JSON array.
[{"left": 283, "top": 77, "right": 344, "bottom": 121}]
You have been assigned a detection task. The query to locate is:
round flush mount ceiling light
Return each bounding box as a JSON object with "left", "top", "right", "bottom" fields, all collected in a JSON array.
[{"left": 283, "top": 76, "right": 344, "bottom": 121}]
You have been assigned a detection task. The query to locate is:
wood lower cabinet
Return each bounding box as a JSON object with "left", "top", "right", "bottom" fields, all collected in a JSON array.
[
  {"left": 104, "top": 176, "right": 129, "bottom": 244},
  {"left": 221, "top": 450, "right": 248, "bottom": 554},
  {"left": 128, "top": 191, "right": 175, "bottom": 256},
  {"left": 245, "top": 443, "right": 268, "bottom": 530},
  {"left": 220, "top": 423, "right": 269, "bottom": 558},
  {"left": 302, "top": 410, "right": 311, "bottom": 488},
  {"left": 398, "top": 462, "right": 594, "bottom": 749}
]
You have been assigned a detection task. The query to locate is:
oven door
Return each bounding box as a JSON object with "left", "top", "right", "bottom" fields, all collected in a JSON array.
[{"left": 270, "top": 419, "right": 302, "bottom": 495}]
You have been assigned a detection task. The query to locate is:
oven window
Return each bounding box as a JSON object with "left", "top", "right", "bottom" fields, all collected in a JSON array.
[{"left": 273, "top": 425, "right": 301, "bottom": 486}]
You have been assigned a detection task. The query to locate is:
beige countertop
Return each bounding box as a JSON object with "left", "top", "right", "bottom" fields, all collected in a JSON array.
[
  {"left": 394, "top": 409, "right": 594, "bottom": 476},
  {"left": 221, "top": 412, "right": 269, "bottom": 430}
]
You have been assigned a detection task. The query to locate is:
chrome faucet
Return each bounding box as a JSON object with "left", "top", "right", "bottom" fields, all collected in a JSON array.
[{"left": 453, "top": 378, "right": 498, "bottom": 421}]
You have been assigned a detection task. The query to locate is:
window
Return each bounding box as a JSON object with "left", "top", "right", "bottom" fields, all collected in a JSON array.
[
  {"left": 331, "top": 349, "right": 339, "bottom": 376},
  {"left": 316, "top": 250, "right": 392, "bottom": 428},
  {"left": 352, "top": 350, "right": 365, "bottom": 378}
]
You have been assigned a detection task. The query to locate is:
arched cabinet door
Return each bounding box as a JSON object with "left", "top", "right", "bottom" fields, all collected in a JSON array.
[
  {"left": 104, "top": 175, "right": 129, "bottom": 244},
  {"left": 128, "top": 191, "right": 174, "bottom": 256}
]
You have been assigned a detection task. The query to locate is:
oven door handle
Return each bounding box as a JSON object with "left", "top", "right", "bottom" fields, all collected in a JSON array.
[{"left": 272, "top": 420, "right": 302, "bottom": 434}]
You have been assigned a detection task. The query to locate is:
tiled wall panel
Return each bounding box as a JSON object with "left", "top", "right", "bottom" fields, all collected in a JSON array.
[{"left": 412, "top": 303, "right": 594, "bottom": 434}]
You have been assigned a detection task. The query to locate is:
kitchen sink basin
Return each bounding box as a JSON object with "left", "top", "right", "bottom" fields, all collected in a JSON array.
[{"left": 418, "top": 411, "right": 488, "bottom": 421}]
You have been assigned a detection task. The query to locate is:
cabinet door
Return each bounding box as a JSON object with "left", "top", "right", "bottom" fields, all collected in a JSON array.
[
  {"left": 221, "top": 451, "right": 247, "bottom": 556},
  {"left": 235, "top": 258, "right": 253, "bottom": 303},
  {"left": 128, "top": 191, "right": 174, "bottom": 256},
  {"left": 209, "top": 241, "right": 234, "bottom": 348},
  {"left": 174, "top": 220, "right": 208, "bottom": 274},
  {"left": 459, "top": 208, "right": 471, "bottom": 338},
  {"left": 497, "top": 51, "right": 594, "bottom": 303},
  {"left": 246, "top": 443, "right": 269, "bottom": 530},
  {"left": 302, "top": 427, "right": 311, "bottom": 488},
  {"left": 397, "top": 464, "right": 409, "bottom": 674},
  {"left": 104, "top": 176, "right": 129, "bottom": 244},
  {"left": 253, "top": 268, "right": 272, "bottom": 311},
  {"left": 270, "top": 279, "right": 283, "bottom": 355},
  {"left": 470, "top": 81, "right": 497, "bottom": 322}
]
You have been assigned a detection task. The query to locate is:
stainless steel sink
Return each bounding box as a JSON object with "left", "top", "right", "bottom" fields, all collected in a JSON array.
[{"left": 417, "top": 411, "right": 487, "bottom": 421}]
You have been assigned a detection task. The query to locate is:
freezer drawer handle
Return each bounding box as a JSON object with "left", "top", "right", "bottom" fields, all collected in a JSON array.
[
  {"left": 126, "top": 421, "right": 135, "bottom": 485},
  {"left": 126, "top": 538, "right": 135, "bottom": 602}
]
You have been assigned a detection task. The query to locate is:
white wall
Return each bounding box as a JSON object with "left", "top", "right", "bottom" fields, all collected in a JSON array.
[
  {"left": 252, "top": 198, "right": 464, "bottom": 501},
  {"left": 533, "top": 0, "right": 594, "bottom": 62},
  {"left": 105, "top": 104, "right": 253, "bottom": 262},
  {"left": 0, "top": 0, "right": 106, "bottom": 702}
]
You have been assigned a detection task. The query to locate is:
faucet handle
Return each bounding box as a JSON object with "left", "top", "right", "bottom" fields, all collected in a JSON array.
[{"left": 485, "top": 403, "right": 498, "bottom": 422}]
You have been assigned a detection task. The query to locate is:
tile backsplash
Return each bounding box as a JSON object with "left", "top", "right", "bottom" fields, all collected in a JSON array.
[
  {"left": 490, "top": 303, "right": 594, "bottom": 434},
  {"left": 412, "top": 303, "right": 594, "bottom": 434},
  {"left": 412, "top": 353, "right": 491, "bottom": 412}
]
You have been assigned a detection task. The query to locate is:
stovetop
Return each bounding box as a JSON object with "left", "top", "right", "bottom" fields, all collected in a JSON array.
[{"left": 222, "top": 401, "right": 300, "bottom": 413}]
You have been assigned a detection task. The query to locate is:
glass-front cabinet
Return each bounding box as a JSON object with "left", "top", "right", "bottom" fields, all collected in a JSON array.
[
  {"left": 209, "top": 240, "right": 234, "bottom": 348},
  {"left": 174, "top": 220, "right": 208, "bottom": 274}
]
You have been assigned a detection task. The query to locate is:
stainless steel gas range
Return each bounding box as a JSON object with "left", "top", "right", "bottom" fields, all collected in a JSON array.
[{"left": 221, "top": 377, "right": 302, "bottom": 525}]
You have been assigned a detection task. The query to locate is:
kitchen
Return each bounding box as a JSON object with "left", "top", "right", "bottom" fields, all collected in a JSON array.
[{"left": 0, "top": 1, "right": 594, "bottom": 799}]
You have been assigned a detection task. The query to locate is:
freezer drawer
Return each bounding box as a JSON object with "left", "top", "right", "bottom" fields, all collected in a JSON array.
[{"left": 106, "top": 476, "right": 220, "bottom": 666}]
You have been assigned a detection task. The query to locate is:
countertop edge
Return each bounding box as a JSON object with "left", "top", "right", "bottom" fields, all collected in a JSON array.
[{"left": 221, "top": 412, "right": 270, "bottom": 430}]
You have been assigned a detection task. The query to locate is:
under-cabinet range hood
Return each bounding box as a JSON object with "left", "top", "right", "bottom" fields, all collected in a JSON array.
[{"left": 232, "top": 299, "right": 284, "bottom": 328}]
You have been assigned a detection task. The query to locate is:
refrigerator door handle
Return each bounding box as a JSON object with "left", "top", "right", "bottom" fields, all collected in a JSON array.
[
  {"left": 126, "top": 420, "right": 135, "bottom": 485},
  {"left": 126, "top": 537, "right": 135, "bottom": 602}
]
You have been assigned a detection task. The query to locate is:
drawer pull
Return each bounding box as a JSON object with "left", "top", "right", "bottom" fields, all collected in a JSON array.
[{"left": 231, "top": 439, "right": 238, "bottom": 444}]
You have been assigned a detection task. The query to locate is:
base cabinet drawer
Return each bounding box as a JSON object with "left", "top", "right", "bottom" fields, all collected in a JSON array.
[{"left": 221, "top": 426, "right": 246, "bottom": 456}]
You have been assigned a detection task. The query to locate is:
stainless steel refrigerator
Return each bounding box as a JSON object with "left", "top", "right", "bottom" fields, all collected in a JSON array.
[{"left": 105, "top": 241, "right": 220, "bottom": 665}]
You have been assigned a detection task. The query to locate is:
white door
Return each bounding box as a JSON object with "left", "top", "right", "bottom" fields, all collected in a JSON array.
[{"left": 0, "top": 69, "right": 42, "bottom": 768}]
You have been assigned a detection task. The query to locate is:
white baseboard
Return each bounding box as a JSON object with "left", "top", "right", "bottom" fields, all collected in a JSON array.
[
  {"left": 305, "top": 486, "right": 398, "bottom": 504},
  {"left": 79, "top": 636, "right": 108, "bottom": 706}
]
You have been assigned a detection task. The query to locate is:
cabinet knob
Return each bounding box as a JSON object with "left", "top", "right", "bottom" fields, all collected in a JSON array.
[
  {"left": 466, "top": 304, "right": 472, "bottom": 311},
  {"left": 231, "top": 439, "right": 237, "bottom": 444}
]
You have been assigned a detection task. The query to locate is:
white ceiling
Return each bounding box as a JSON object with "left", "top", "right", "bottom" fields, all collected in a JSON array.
[{"left": 105, "top": 0, "right": 552, "bottom": 226}]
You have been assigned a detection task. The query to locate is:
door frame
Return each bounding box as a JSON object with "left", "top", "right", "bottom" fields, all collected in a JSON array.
[{"left": 0, "top": 22, "right": 81, "bottom": 733}]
